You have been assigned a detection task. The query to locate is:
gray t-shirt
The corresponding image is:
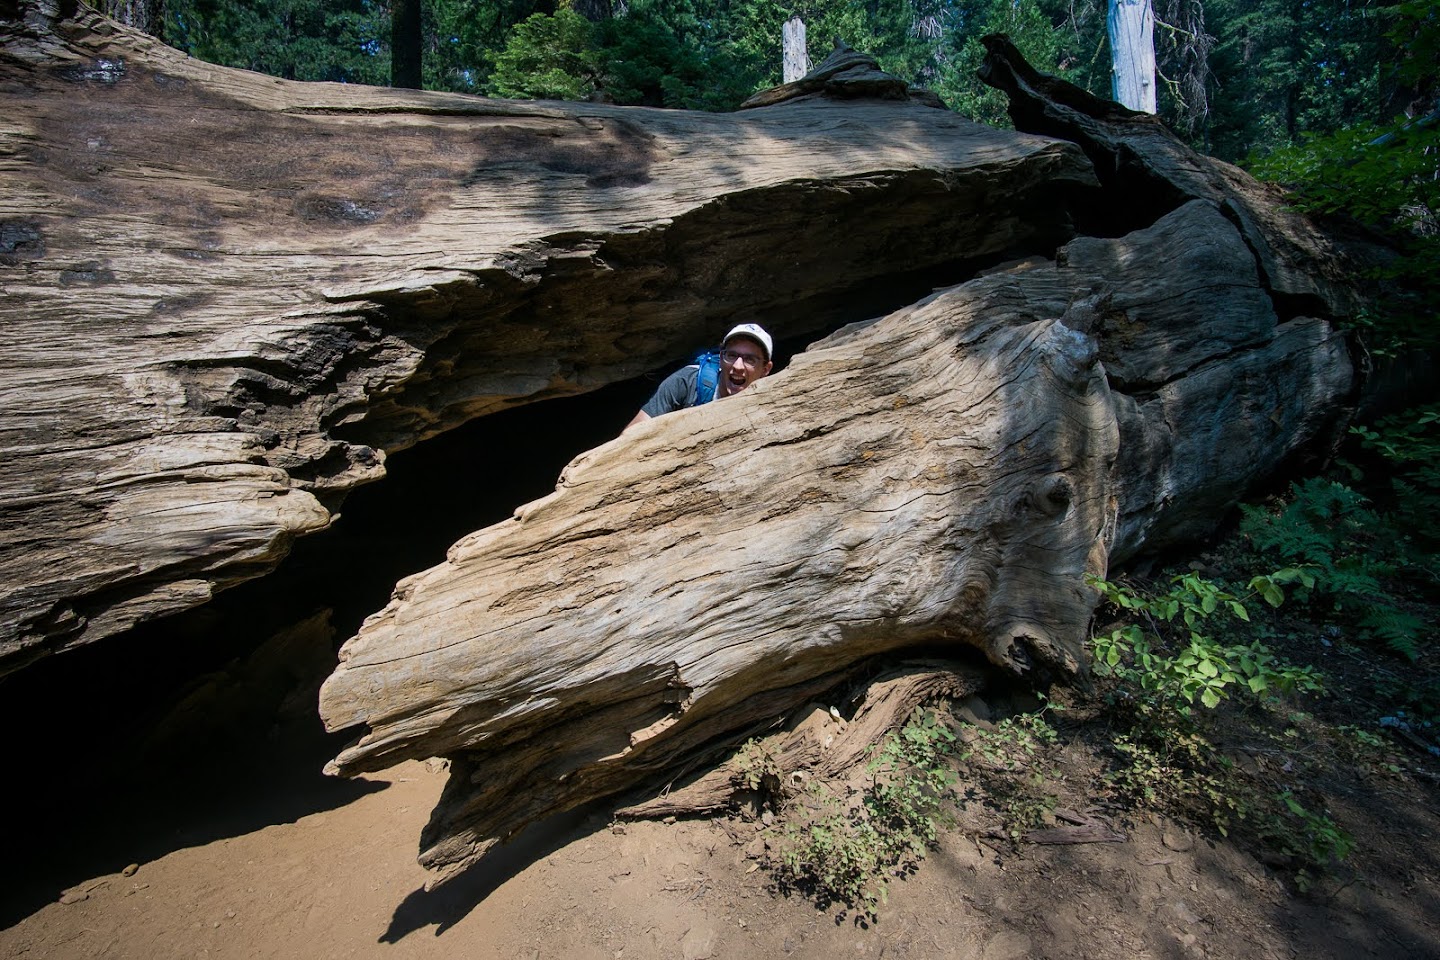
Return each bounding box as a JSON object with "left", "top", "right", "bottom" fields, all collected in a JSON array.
[{"left": 640, "top": 365, "right": 702, "bottom": 418}]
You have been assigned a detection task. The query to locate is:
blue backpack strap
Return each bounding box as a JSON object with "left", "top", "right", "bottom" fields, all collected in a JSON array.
[{"left": 694, "top": 350, "right": 721, "bottom": 405}]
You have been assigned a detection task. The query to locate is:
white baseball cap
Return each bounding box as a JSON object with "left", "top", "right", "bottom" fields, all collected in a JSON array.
[{"left": 722, "top": 323, "right": 773, "bottom": 361}]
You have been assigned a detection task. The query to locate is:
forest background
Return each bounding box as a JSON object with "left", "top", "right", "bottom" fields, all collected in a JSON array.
[{"left": 88, "top": 0, "right": 1424, "bottom": 165}]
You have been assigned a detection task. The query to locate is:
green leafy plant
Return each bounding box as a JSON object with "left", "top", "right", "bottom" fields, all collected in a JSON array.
[
  {"left": 735, "top": 738, "right": 783, "bottom": 793},
  {"left": 1248, "top": 113, "right": 1440, "bottom": 355},
  {"left": 1089, "top": 572, "right": 1324, "bottom": 712},
  {"left": 488, "top": 9, "right": 604, "bottom": 101},
  {"left": 958, "top": 704, "right": 1063, "bottom": 840},
  {"left": 1272, "top": 790, "right": 1355, "bottom": 884},
  {"left": 1086, "top": 569, "right": 1349, "bottom": 874},
  {"left": 1352, "top": 403, "right": 1440, "bottom": 557},
  {"left": 769, "top": 707, "right": 956, "bottom": 919}
]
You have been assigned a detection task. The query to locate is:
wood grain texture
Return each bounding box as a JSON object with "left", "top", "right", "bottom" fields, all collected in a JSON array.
[
  {"left": 319, "top": 200, "right": 1355, "bottom": 883},
  {"left": 0, "top": 3, "right": 1096, "bottom": 672},
  {"left": 2, "top": 4, "right": 1375, "bottom": 886}
]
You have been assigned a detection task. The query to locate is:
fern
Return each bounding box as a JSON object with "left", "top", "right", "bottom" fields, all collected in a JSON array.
[
  {"left": 1358, "top": 606, "right": 1426, "bottom": 661},
  {"left": 1352, "top": 403, "right": 1440, "bottom": 554},
  {"left": 1242, "top": 478, "right": 1421, "bottom": 661}
]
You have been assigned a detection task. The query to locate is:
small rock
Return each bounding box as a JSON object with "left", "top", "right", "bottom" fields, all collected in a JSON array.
[
  {"left": 681, "top": 924, "right": 717, "bottom": 960},
  {"left": 982, "top": 931, "right": 1032, "bottom": 960},
  {"left": 1162, "top": 829, "right": 1195, "bottom": 852},
  {"left": 58, "top": 891, "right": 89, "bottom": 905},
  {"left": 744, "top": 836, "right": 767, "bottom": 860},
  {"left": 663, "top": 816, "right": 677, "bottom": 824},
  {"left": 761, "top": 810, "right": 774, "bottom": 826},
  {"left": 121, "top": 863, "right": 139, "bottom": 877},
  {"left": 611, "top": 824, "right": 627, "bottom": 835}
]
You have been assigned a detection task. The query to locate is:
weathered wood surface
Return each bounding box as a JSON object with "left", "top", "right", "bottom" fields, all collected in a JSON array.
[
  {"left": 979, "top": 33, "right": 1395, "bottom": 320},
  {"left": 319, "top": 198, "right": 1355, "bottom": 884},
  {"left": 617, "top": 661, "right": 988, "bottom": 820},
  {"left": 0, "top": 3, "right": 1096, "bottom": 673}
]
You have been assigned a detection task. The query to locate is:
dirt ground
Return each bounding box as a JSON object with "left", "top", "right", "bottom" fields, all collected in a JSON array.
[{"left": 5, "top": 725, "right": 1439, "bottom": 960}]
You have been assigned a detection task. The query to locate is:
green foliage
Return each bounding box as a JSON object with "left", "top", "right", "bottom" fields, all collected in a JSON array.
[
  {"left": 1241, "top": 478, "right": 1427, "bottom": 659},
  {"left": 168, "top": 0, "right": 389, "bottom": 84},
  {"left": 735, "top": 738, "right": 782, "bottom": 792},
  {"left": 1089, "top": 572, "right": 1323, "bottom": 713},
  {"left": 1249, "top": 116, "right": 1440, "bottom": 352},
  {"left": 1107, "top": 728, "right": 1249, "bottom": 835},
  {"left": 770, "top": 708, "right": 955, "bottom": 919},
  {"left": 938, "top": 0, "right": 1091, "bottom": 126},
  {"left": 965, "top": 708, "right": 1059, "bottom": 771},
  {"left": 866, "top": 707, "right": 958, "bottom": 850},
  {"left": 485, "top": 4, "right": 765, "bottom": 108},
  {"left": 488, "top": 9, "right": 603, "bottom": 100},
  {"left": 959, "top": 706, "right": 1062, "bottom": 839},
  {"left": 1205, "top": 0, "right": 1400, "bottom": 159},
  {"left": 1088, "top": 569, "right": 1354, "bottom": 880},
  {"left": 1272, "top": 790, "right": 1354, "bottom": 881},
  {"left": 422, "top": 0, "right": 546, "bottom": 92},
  {"left": 1352, "top": 403, "right": 1440, "bottom": 544}
]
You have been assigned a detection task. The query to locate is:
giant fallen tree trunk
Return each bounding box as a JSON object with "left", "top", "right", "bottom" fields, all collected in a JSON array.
[
  {"left": 318, "top": 43, "right": 1384, "bottom": 885},
  {"left": 0, "top": 6, "right": 1094, "bottom": 675},
  {"left": 3, "top": 1, "right": 1379, "bottom": 888},
  {"left": 319, "top": 198, "right": 1355, "bottom": 884}
]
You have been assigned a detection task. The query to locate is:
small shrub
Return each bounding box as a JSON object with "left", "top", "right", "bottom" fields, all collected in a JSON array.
[
  {"left": 1087, "top": 570, "right": 1348, "bottom": 878},
  {"left": 768, "top": 708, "right": 956, "bottom": 920},
  {"left": 959, "top": 705, "right": 1062, "bottom": 840},
  {"left": 1089, "top": 572, "right": 1324, "bottom": 713}
]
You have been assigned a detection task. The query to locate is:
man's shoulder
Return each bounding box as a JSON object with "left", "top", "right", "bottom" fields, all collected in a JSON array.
[{"left": 641, "top": 364, "right": 701, "bottom": 418}]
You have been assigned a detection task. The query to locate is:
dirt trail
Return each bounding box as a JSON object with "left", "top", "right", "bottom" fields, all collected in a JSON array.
[{"left": 6, "top": 752, "right": 1438, "bottom": 960}]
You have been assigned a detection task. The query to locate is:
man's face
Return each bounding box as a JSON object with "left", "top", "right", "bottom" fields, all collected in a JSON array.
[{"left": 716, "top": 336, "right": 773, "bottom": 398}]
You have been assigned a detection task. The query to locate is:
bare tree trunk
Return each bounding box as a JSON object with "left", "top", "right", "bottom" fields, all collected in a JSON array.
[
  {"left": 783, "top": 16, "right": 809, "bottom": 83},
  {"left": 94, "top": 0, "right": 163, "bottom": 38},
  {"left": 391, "top": 0, "right": 422, "bottom": 89},
  {"left": 1108, "top": 0, "right": 1155, "bottom": 112}
]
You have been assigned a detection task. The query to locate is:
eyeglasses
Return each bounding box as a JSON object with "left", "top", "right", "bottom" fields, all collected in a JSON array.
[{"left": 721, "top": 349, "right": 765, "bottom": 370}]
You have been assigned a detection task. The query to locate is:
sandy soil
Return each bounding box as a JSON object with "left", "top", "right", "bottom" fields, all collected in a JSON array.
[{"left": 5, "top": 740, "right": 1438, "bottom": 960}]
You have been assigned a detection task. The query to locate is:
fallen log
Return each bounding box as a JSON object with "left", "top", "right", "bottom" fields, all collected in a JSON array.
[
  {"left": 978, "top": 33, "right": 1396, "bottom": 320},
  {"left": 0, "top": 4, "right": 1096, "bottom": 674},
  {"left": 2, "top": 2, "right": 1374, "bottom": 886},
  {"left": 320, "top": 197, "right": 1354, "bottom": 885}
]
